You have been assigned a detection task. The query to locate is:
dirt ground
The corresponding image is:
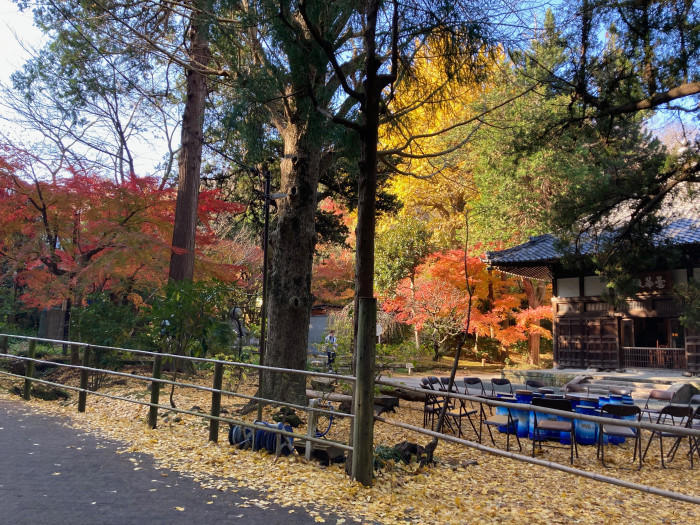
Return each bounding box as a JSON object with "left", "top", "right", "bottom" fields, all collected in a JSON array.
[{"left": 0, "top": 368, "right": 697, "bottom": 525}]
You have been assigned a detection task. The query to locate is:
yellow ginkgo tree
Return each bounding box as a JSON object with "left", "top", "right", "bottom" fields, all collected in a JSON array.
[{"left": 378, "top": 44, "right": 501, "bottom": 246}]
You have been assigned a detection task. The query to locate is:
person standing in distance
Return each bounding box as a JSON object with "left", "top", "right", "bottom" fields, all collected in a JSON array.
[{"left": 324, "top": 330, "right": 337, "bottom": 370}]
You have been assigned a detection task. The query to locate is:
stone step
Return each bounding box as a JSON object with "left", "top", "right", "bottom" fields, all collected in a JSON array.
[
  {"left": 591, "top": 374, "right": 677, "bottom": 385},
  {"left": 583, "top": 380, "right": 672, "bottom": 392}
]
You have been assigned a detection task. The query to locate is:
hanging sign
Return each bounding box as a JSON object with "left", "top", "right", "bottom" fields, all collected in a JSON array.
[{"left": 634, "top": 271, "right": 673, "bottom": 292}]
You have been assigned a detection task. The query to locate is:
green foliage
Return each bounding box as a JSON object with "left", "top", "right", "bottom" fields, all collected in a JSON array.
[
  {"left": 469, "top": 11, "right": 667, "bottom": 248},
  {"left": 212, "top": 351, "right": 250, "bottom": 392},
  {"left": 72, "top": 292, "right": 148, "bottom": 348},
  {"left": 374, "top": 444, "right": 404, "bottom": 469},
  {"left": 376, "top": 341, "right": 429, "bottom": 364},
  {"left": 150, "top": 280, "right": 236, "bottom": 358},
  {"left": 375, "top": 218, "right": 433, "bottom": 295},
  {"left": 676, "top": 279, "right": 700, "bottom": 331}
]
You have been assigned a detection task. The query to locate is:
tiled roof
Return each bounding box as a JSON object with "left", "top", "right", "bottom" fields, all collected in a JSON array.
[
  {"left": 486, "top": 214, "right": 699, "bottom": 270},
  {"left": 662, "top": 217, "right": 700, "bottom": 244},
  {"left": 485, "top": 234, "right": 560, "bottom": 265}
]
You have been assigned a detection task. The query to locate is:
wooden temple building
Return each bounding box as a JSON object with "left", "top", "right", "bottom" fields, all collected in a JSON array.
[{"left": 485, "top": 209, "right": 699, "bottom": 373}]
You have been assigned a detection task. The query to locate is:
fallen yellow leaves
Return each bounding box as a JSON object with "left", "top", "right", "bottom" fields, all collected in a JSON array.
[{"left": 1, "top": 372, "right": 698, "bottom": 525}]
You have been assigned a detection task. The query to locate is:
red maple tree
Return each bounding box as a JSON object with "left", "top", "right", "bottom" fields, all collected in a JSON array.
[
  {"left": 382, "top": 249, "right": 551, "bottom": 360},
  {"left": 0, "top": 144, "right": 246, "bottom": 313}
]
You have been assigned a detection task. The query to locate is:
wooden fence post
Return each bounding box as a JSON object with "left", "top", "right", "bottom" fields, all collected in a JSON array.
[
  {"left": 147, "top": 350, "right": 163, "bottom": 429},
  {"left": 352, "top": 297, "right": 376, "bottom": 486},
  {"left": 23, "top": 339, "right": 36, "bottom": 401},
  {"left": 78, "top": 345, "right": 91, "bottom": 412},
  {"left": 305, "top": 398, "right": 319, "bottom": 460},
  {"left": 0, "top": 335, "right": 8, "bottom": 353},
  {"left": 70, "top": 343, "right": 80, "bottom": 365},
  {"left": 208, "top": 361, "right": 224, "bottom": 442}
]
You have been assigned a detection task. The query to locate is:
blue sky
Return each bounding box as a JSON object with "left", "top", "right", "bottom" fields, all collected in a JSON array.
[
  {"left": 0, "top": 0, "right": 169, "bottom": 176},
  {"left": 0, "top": 0, "right": 693, "bottom": 158}
]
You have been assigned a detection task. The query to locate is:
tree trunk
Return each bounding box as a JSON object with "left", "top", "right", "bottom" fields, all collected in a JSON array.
[
  {"left": 522, "top": 278, "right": 546, "bottom": 365},
  {"left": 168, "top": 1, "right": 211, "bottom": 282},
  {"left": 410, "top": 276, "right": 420, "bottom": 350},
  {"left": 261, "top": 125, "right": 321, "bottom": 405},
  {"left": 61, "top": 297, "right": 71, "bottom": 355},
  {"left": 346, "top": 0, "right": 382, "bottom": 479}
]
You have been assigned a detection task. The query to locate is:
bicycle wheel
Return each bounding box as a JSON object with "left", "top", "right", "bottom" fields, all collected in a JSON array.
[{"left": 314, "top": 403, "right": 335, "bottom": 438}]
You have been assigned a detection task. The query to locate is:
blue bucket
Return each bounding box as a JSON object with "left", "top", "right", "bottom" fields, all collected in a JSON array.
[
  {"left": 515, "top": 391, "right": 532, "bottom": 438},
  {"left": 495, "top": 394, "right": 516, "bottom": 433},
  {"left": 558, "top": 413, "right": 572, "bottom": 444},
  {"left": 574, "top": 406, "right": 598, "bottom": 445},
  {"left": 530, "top": 407, "right": 558, "bottom": 440}
]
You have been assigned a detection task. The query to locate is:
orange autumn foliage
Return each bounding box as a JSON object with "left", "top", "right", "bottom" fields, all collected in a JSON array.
[
  {"left": 312, "top": 198, "right": 354, "bottom": 305},
  {"left": 382, "top": 249, "right": 551, "bottom": 348}
]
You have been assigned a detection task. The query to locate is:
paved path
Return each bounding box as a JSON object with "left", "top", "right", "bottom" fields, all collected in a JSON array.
[{"left": 0, "top": 399, "right": 337, "bottom": 525}]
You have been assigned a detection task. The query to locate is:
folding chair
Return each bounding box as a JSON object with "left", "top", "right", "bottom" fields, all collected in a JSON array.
[
  {"left": 421, "top": 377, "right": 457, "bottom": 434},
  {"left": 437, "top": 376, "right": 479, "bottom": 437},
  {"left": 420, "top": 377, "right": 443, "bottom": 430},
  {"left": 640, "top": 389, "right": 674, "bottom": 422},
  {"left": 667, "top": 404, "right": 700, "bottom": 468},
  {"left": 463, "top": 377, "right": 485, "bottom": 409},
  {"left": 531, "top": 397, "right": 578, "bottom": 464},
  {"left": 479, "top": 396, "right": 520, "bottom": 452},
  {"left": 596, "top": 404, "right": 642, "bottom": 469},
  {"left": 490, "top": 378, "right": 514, "bottom": 396},
  {"left": 642, "top": 405, "right": 694, "bottom": 468},
  {"left": 448, "top": 391, "right": 480, "bottom": 439}
]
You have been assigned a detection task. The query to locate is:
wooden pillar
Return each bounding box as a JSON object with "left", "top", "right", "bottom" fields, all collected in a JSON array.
[
  {"left": 70, "top": 343, "right": 80, "bottom": 365},
  {"left": 305, "top": 398, "right": 319, "bottom": 460},
  {"left": 208, "top": 361, "right": 224, "bottom": 442},
  {"left": 23, "top": 339, "right": 36, "bottom": 401},
  {"left": 352, "top": 297, "right": 376, "bottom": 486},
  {"left": 148, "top": 351, "right": 163, "bottom": 429},
  {"left": 78, "top": 345, "right": 91, "bottom": 412}
]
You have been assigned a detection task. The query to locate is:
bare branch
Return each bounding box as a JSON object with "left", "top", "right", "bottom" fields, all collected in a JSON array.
[
  {"left": 380, "top": 84, "right": 536, "bottom": 156},
  {"left": 298, "top": 0, "right": 363, "bottom": 102}
]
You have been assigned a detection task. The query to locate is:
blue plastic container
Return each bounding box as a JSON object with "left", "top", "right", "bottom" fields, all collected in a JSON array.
[
  {"left": 495, "top": 394, "right": 517, "bottom": 433},
  {"left": 559, "top": 412, "right": 573, "bottom": 445},
  {"left": 530, "top": 407, "right": 558, "bottom": 440},
  {"left": 514, "top": 390, "right": 532, "bottom": 438},
  {"left": 606, "top": 395, "right": 625, "bottom": 444},
  {"left": 574, "top": 406, "right": 598, "bottom": 445}
]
